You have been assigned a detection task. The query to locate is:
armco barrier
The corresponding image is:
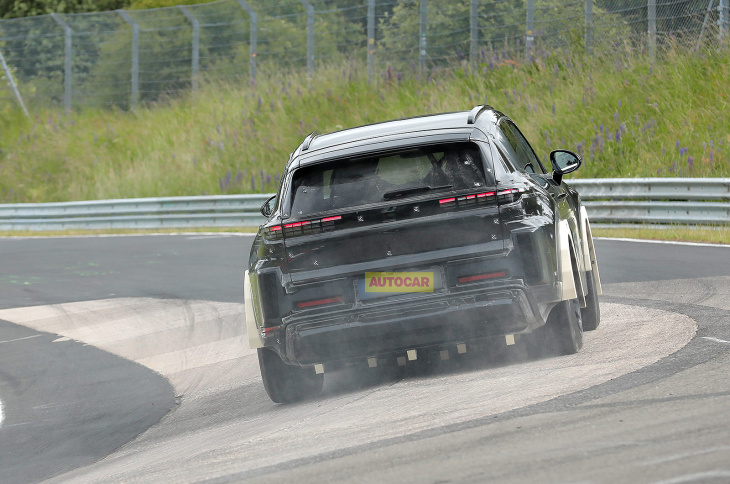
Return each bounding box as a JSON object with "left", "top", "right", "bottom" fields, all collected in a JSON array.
[
  {"left": 0, "top": 178, "right": 728, "bottom": 231},
  {"left": 0, "top": 195, "right": 270, "bottom": 231},
  {"left": 570, "top": 178, "right": 730, "bottom": 225}
]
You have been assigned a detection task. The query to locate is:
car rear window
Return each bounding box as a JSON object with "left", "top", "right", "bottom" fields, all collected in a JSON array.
[{"left": 290, "top": 142, "right": 491, "bottom": 216}]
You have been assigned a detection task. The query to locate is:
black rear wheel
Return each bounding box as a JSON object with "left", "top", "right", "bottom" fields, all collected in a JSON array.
[
  {"left": 525, "top": 298, "right": 583, "bottom": 358},
  {"left": 581, "top": 269, "right": 601, "bottom": 331},
  {"left": 550, "top": 298, "right": 584, "bottom": 355},
  {"left": 257, "top": 348, "right": 324, "bottom": 403}
]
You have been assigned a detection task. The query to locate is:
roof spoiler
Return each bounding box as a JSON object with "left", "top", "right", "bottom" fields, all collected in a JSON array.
[{"left": 467, "top": 105, "right": 493, "bottom": 125}]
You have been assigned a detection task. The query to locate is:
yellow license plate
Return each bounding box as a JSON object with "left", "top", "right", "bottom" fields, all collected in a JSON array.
[{"left": 364, "top": 272, "right": 435, "bottom": 293}]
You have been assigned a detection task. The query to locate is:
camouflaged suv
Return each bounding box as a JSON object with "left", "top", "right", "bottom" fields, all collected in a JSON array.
[{"left": 246, "top": 105, "right": 602, "bottom": 403}]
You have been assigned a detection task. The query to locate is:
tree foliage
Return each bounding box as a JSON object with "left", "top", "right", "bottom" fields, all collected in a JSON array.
[{"left": 0, "top": 0, "right": 128, "bottom": 18}]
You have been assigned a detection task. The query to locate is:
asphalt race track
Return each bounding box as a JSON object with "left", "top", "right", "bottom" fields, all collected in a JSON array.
[{"left": 0, "top": 234, "right": 729, "bottom": 483}]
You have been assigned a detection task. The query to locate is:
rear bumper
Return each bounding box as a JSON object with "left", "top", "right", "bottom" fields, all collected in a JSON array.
[{"left": 271, "top": 282, "right": 554, "bottom": 366}]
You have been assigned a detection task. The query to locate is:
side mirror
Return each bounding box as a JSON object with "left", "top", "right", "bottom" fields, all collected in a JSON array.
[
  {"left": 550, "top": 150, "right": 582, "bottom": 184},
  {"left": 260, "top": 195, "right": 277, "bottom": 218}
]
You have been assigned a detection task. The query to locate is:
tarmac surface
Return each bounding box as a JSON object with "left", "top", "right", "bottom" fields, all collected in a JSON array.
[{"left": 0, "top": 235, "right": 728, "bottom": 483}]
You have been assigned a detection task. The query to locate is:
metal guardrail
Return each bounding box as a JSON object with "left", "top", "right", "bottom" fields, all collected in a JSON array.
[
  {"left": 570, "top": 178, "right": 730, "bottom": 225},
  {"left": 0, "top": 195, "right": 269, "bottom": 231},
  {"left": 0, "top": 178, "right": 728, "bottom": 231}
]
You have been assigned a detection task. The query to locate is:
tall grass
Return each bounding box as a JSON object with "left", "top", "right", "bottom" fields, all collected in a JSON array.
[{"left": 1, "top": 44, "right": 728, "bottom": 203}]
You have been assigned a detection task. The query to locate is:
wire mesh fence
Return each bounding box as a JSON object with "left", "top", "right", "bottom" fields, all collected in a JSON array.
[{"left": 1, "top": 0, "right": 728, "bottom": 112}]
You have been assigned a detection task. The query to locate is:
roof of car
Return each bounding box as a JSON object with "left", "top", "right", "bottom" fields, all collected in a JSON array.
[{"left": 293, "top": 106, "right": 500, "bottom": 165}]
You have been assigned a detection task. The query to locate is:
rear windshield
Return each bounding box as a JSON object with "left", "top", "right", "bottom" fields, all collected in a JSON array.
[{"left": 290, "top": 142, "right": 491, "bottom": 217}]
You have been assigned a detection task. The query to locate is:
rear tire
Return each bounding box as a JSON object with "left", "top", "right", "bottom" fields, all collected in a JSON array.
[
  {"left": 550, "top": 298, "right": 583, "bottom": 355},
  {"left": 581, "top": 269, "right": 600, "bottom": 331},
  {"left": 257, "top": 348, "right": 324, "bottom": 403},
  {"left": 525, "top": 299, "right": 583, "bottom": 358}
]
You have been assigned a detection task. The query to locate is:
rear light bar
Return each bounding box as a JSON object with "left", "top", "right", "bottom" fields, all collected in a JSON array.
[
  {"left": 440, "top": 191, "right": 496, "bottom": 208},
  {"left": 497, "top": 188, "right": 524, "bottom": 203},
  {"left": 266, "top": 215, "right": 342, "bottom": 238},
  {"left": 296, "top": 296, "right": 344, "bottom": 309},
  {"left": 458, "top": 271, "right": 507, "bottom": 284}
]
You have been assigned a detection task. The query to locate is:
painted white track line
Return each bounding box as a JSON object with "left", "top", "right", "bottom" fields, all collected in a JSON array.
[
  {"left": 594, "top": 237, "right": 730, "bottom": 248},
  {"left": 1, "top": 397, "right": 4, "bottom": 427}
]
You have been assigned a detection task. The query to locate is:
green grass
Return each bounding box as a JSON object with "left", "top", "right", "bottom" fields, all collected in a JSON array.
[
  {"left": 593, "top": 226, "right": 730, "bottom": 245},
  {"left": 1, "top": 44, "right": 729, "bottom": 204}
]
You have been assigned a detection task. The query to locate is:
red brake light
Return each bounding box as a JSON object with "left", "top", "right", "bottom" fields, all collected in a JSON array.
[
  {"left": 439, "top": 197, "right": 456, "bottom": 204},
  {"left": 269, "top": 225, "right": 282, "bottom": 232},
  {"left": 297, "top": 296, "right": 344, "bottom": 308},
  {"left": 458, "top": 271, "right": 507, "bottom": 283},
  {"left": 321, "top": 216, "right": 342, "bottom": 223}
]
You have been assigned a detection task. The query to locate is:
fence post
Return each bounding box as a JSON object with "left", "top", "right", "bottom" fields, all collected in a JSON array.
[
  {"left": 0, "top": 49, "right": 29, "bottom": 117},
  {"left": 585, "top": 0, "right": 593, "bottom": 55},
  {"left": 117, "top": 10, "right": 139, "bottom": 109},
  {"left": 470, "top": 0, "right": 478, "bottom": 71},
  {"left": 525, "top": 0, "right": 534, "bottom": 62},
  {"left": 51, "top": 13, "right": 73, "bottom": 114},
  {"left": 696, "top": 0, "right": 716, "bottom": 51},
  {"left": 178, "top": 6, "right": 199, "bottom": 91},
  {"left": 367, "top": 0, "right": 375, "bottom": 84},
  {"left": 648, "top": 0, "right": 656, "bottom": 65},
  {"left": 720, "top": 0, "right": 729, "bottom": 41},
  {"left": 236, "top": 0, "right": 257, "bottom": 84},
  {"left": 419, "top": 0, "right": 427, "bottom": 76},
  {"left": 299, "top": 0, "right": 315, "bottom": 77}
]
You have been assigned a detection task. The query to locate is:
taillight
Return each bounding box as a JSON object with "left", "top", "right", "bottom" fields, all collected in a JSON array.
[
  {"left": 457, "top": 194, "right": 477, "bottom": 207},
  {"left": 458, "top": 271, "right": 507, "bottom": 284},
  {"left": 261, "top": 326, "right": 280, "bottom": 337},
  {"left": 296, "top": 296, "right": 344, "bottom": 309},
  {"left": 439, "top": 192, "right": 495, "bottom": 209},
  {"left": 497, "top": 188, "right": 523, "bottom": 204},
  {"left": 280, "top": 215, "right": 341, "bottom": 237},
  {"left": 264, "top": 224, "right": 283, "bottom": 239}
]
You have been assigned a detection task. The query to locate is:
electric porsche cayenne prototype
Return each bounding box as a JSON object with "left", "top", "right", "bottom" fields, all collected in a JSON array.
[{"left": 246, "top": 105, "right": 602, "bottom": 403}]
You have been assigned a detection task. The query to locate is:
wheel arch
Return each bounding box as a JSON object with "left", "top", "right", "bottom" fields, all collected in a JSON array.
[
  {"left": 580, "top": 206, "right": 603, "bottom": 296},
  {"left": 245, "top": 270, "right": 265, "bottom": 349},
  {"left": 558, "top": 219, "right": 585, "bottom": 305}
]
